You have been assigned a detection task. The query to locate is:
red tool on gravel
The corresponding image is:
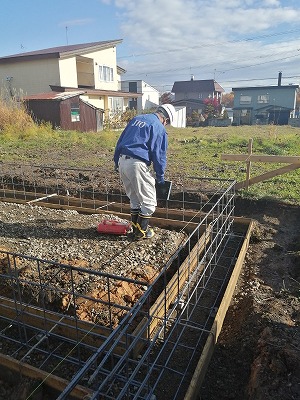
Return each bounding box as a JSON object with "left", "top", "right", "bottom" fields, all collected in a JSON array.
[{"left": 97, "top": 219, "right": 131, "bottom": 235}]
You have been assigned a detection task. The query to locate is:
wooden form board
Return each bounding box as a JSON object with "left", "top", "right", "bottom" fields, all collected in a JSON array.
[
  {"left": 0, "top": 353, "right": 93, "bottom": 399},
  {"left": 0, "top": 296, "right": 113, "bottom": 348},
  {"left": 0, "top": 190, "right": 205, "bottom": 233},
  {"left": 184, "top": 218, "right": 253, "bottom": 400},
  {"left": 132, "top": 225, "right": 212, "bottom": 358},
  {"left": 0, "top": 187, "right": 211, "bottom": 219}
]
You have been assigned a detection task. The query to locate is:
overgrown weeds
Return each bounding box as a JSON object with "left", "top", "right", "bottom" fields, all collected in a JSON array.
[{"left": 0, "top": 97, "right": 35, "bottom": 137}]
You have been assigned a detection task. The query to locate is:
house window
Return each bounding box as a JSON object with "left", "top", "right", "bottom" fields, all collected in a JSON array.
[
  {"left": 71, "top": 103, "right": 80, "bottom": 122},
  {"left": 99, "top": 66, "right": 114, "bottom": 82},
  {"left": 129, "top": 82, "right": 138, "bottom": 92},
  {"left": 240, "top": 95, "right": 252, "bottom": 104},
  {"left": 198, "top": 93, "right": 203, "bottom": 99},
  {"left": 257, "top": 94, "right": 269, "bottom": 104},
  {"left": 108, "top": 97, "right": 124, "bottom": 114}
]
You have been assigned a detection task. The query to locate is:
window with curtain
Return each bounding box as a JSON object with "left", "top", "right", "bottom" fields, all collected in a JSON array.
[{"left": 99, "top": 66, "right": 114, "bottom": 82}]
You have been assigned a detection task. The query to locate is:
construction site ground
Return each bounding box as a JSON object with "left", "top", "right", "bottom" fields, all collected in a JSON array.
[
  {"left": 0, "top": 157, "right": 299, "bottom": 400},
  {"left": 201, "top": 197, "right": 300, "bottom": 400}
]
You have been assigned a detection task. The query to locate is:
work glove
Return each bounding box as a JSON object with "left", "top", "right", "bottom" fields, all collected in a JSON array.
[{"left": 114, "top": 164, "right": 119, "bottom": 173}]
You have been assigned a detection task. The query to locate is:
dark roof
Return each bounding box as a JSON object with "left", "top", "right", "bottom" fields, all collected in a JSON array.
[
  {"left": 232, "top": 106, "right": 254, "bottom": 110},
  {"left": 172, "top": 79, "right": 224, "bottom": 93},
  {"left": 255, "top": 105, "right": 292, "bottom": 111},
  {"left": 0, "top": 39, "right": 123, "bottom": 64},
  {"left": 232, "top": 85, "right": 299, "bottom": 91},
  {"left": 172, "top": 99, "right": 205, "bottom": 106}
]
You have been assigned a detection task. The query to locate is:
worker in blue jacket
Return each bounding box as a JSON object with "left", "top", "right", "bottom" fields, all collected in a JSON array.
[{"left": 114, "top": 104, "right": 176, "bottom": 240}]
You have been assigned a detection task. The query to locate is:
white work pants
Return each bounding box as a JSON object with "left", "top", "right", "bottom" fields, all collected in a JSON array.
[{"left": 118, "top": 155, "right": 157, "bottom": 215}]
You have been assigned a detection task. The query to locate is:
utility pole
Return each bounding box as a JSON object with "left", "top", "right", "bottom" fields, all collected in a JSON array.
[{"left": 66, "top": 26, "right": 69, "bottom": 45}]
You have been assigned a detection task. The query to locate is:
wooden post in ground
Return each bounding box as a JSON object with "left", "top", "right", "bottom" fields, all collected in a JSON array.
[{"left": 245, "top": 138, "right": 253, "bottom": 190}]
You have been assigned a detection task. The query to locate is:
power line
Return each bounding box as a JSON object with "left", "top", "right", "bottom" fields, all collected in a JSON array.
[
  {"left": 122, "top": 46, "right": 300, "bottom": 80},
  {"left": 118, "top": 27, "right": 300, "bottom": 60}
]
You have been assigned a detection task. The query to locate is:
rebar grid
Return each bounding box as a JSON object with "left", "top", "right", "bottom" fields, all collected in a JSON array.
[
  {"left": 0, "top": 162, "right": 240, "bottom": 399},
  {"left": 0, "top": 162, "right": 233, "bottom": 216}
]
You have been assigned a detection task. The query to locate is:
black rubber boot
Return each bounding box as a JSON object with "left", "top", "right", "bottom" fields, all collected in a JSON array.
[
  {"left": 127, "top": 208, "right": 140, "bottom": 239},
  {"left": 135, "top": 214, "right": 155, "bottom": 240}
]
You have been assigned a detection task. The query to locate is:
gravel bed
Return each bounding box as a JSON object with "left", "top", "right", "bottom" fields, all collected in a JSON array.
[
  {"left": 0, "top": 201, "right": 185, "bottom": 274},
  {"left": 0, "top": 201, "right": 187, "bottom": 327}
]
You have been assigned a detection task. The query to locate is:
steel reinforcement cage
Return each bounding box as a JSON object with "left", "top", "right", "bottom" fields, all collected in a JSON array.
[{"left": 0, "top": 163, "right": 242, "bottom": 400}]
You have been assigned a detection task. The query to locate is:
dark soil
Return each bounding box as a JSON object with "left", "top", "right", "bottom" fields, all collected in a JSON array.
[{"left": 200, "top": 198, "right": 300, "bottom": 400}]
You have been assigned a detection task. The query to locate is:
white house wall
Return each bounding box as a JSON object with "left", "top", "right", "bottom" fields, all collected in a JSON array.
[
  {"left": 59, "top": 58, "right": 78, "bottom": 88},
  {"left": 84, "top": 47, "right": 119, "bottom": 91},
  {"left": 121, "top": 80, "right": 159, "bottom": 111},
  {"left": 141, "top": 81, "right": 159, "bottom": 110},
  {"left": 81, "top": 94, "right": 105, "bottom": 110},
  {"left": 0, "top": 58, "right": 60, "bottom": 96}
]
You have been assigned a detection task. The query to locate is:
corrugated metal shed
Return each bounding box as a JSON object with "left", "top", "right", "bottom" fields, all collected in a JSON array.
[{"left": 25, "top": 92, "right": 104, "bottom": 132}]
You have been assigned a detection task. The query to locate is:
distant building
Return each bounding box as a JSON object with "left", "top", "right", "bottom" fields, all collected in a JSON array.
[
  {"left": 120, "top": 80, "right": 159, "bottom": 111},
  {"left": 0, "top": 40, "right": 141, "bottom": 123},
  {"left": 171, "top": 78, "right": 224, "bottom": 117},
  {"left": 232, "top": 73, "right": 299, "bottom": 125}
]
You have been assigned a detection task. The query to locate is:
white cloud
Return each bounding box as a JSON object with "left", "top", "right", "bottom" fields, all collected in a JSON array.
[
  {"left": 105, "top": 0, "right": 300, "bottom": 91},
  {"left": 262, "top": 0, "right": 280, "bottom": 6}
]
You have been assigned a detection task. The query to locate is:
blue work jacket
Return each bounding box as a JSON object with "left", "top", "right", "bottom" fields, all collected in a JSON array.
[{"left": 113, "top": 113, "right": 168, "bottom": 182}]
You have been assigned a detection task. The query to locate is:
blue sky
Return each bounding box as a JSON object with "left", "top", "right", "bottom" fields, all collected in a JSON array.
[{"left": 1, "top": 0, "right": 300, "bottom": 92}]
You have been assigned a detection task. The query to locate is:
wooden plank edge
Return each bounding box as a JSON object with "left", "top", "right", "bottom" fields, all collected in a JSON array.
[
  {"left": 0, "top": 297, "right": 111, "bottom": 348},
  {"left": 0, "top": 353, "right": 93, "bottom": 399},
  {"left": 0, "top": 196, "right": 200, "bottom": 232},
  {"left": 132, "top": 227, "right": 211, "bottom": 358}
]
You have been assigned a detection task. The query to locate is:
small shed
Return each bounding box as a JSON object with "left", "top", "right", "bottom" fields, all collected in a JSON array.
[{"left": 24, "top": 91, "right": 104, "bottom": 132}]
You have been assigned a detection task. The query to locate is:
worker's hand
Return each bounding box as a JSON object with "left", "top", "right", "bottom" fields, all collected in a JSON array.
[
  {"left": 156, "top": 178, "right": 165, "bottom": 185},
  {"left": 114, "top": 165, "right": 119, "bottom": 173}
]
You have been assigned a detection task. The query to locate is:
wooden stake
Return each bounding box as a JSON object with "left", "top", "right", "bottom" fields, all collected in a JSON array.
[{"left": 245, "top": 138, "right": 253, "bottom": 189}]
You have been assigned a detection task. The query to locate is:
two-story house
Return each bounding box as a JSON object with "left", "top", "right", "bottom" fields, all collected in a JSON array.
[
  {"left": 232, "top": 74, "right": 299, "bottom": 125},
  {"left": 0, "top": 40, "right": 141, "bottom": 124},
  {"left": 171, "top": 77, "right": 225, "bottom": 117},
  {"left": 120, "top": 80, "right": 159, "bottom": 111}
]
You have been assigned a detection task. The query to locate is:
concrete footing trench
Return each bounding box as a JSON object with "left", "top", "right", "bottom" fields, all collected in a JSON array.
[{"left": 0, "top": 164, "right": 252, "bottom": 399}]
